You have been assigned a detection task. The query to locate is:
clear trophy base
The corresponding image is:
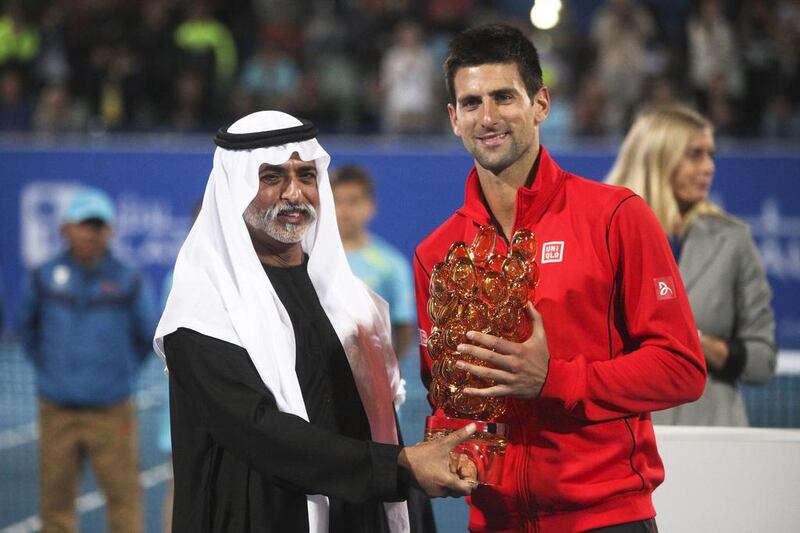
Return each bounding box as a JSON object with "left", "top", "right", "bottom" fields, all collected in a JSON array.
[{"left": 424, "top": 415, "right": 508, "bottom": 486}]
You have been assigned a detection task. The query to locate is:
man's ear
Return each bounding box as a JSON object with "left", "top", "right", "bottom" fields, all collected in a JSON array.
[
  {"left": 448, "top": 103, "right": 461, "bottom": 137},
  {"left": 533, "top": 87, "right": 550, "bottom": 125}
]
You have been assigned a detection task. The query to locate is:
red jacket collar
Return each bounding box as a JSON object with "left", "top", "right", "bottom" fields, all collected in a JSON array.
[{"left": 457, "top": 145, "right": 565, "bottom": 230}]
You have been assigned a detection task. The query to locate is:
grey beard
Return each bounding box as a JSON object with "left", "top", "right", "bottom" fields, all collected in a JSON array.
[{"left": 244, "top": 202, "right": 317, "bottom": 244}]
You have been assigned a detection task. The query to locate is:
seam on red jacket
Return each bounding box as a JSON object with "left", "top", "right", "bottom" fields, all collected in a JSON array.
[
  {"left": 606, "top": 194, "right": 647, "bottom": 491},
  {"left": 413, "top": 251, "right": 430, "bottom": 279}
]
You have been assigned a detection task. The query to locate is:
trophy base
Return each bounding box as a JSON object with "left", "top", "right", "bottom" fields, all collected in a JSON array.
[{"left": 424, "top": 415, "right": 508, "bottom": 486}]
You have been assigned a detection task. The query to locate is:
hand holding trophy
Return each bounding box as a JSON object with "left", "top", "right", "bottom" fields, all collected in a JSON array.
[{"left": 424, "top": 226, "right": 539, "bottom": 485}]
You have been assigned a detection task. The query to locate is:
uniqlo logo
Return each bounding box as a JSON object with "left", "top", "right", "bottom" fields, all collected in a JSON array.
[
  {"left": 541, "top": 241, "right": 565, "bottom": 264},
  {"left": 654, "top": 277, "right": 676, "bottom": 300},
  {"left": 419, "top": 328, "right": 429, "bottom": 346}
]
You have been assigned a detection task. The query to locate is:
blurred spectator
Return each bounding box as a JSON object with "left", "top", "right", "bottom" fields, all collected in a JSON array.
[
  {"left": 0, "top": 66, "right": 32, "bottom": 130},
  {"left": 174, "top": 3, "right": 237, "bottom": 90},
  {"left": 238, "top": 43, "right": 300, "bottom": 112},
  {"left": 737, "top": 0, "right": 781, "bottom": 135},
  {"left": 0, "top": 2, "right": 39, "bottom": 71},
  {"left": 16, "top": 186, "right": 158, "bottom": 532},
  {"left": 66, "top": 0, "right": 137, "bottom": 129},
  {"left": 762, "top": 91, "right": 800, "bottom": 138},
  {"left": 379, "top": 20, "right": 437, "bottom": 134},
  {"left": 772, "top": 4, "right": 800, "bottom": 132},
  {"left": 169, "top": 68, "right": 212, "bottom": 133},
  {"left": 331, "top": 164, "right": 416, "bottom": 358},
  {"left": 572, "top": 73, "right": 609, "bottom": 137},
  {"left": 228, "top": 83, "right": 258, "bottom": 120},
  {"left": 0, "top": 1, "right": 796, "bottom": 138},
  {"left": 32, "top": 82, "right": 87, "bottom": 133},
  {"left": 90, "top": 43, "right": 143, "bottom": 130},
  {"left": 251, "top": 0, "right": 306, "bottom": 54},
  {"left": 640, "top": 75, "right": 680, "bottom": 110},
  {"left": 705, "top": 71, "right": 738, "bottom": 135},
  {"left": 135, "top": 0, "right": 181, "bottom": 127},
  {"left": 423, "top": 0, "right": 474, "bottom": 33},
  {"left": 291, "top": 67, "right": 342, "bottom": 130},
  {"left": 34, "top": 2, "right": 69, "bottom": 87},
  {"left": 314, "top": 51, "right": 362, "bottom": 131},
  {"left": 686, "top": 0, "right": 743, "bottom": 130},
  {"left": 778, "top": 0, "right": 800, "bottom": 31},
  {"left": 589, "top": 0, "right": 656, "bottom": 134}
]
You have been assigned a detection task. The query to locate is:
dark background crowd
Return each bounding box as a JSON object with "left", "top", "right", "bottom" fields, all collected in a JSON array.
[{"left": 0, "top": 0, "right": 799, "bottom": 139}]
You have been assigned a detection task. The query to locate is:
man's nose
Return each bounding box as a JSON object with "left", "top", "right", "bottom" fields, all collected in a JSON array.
[
  {"left": 281, "top": 177, "right": 303, "bottom": 202},
  {"left": 481, "top": 100, "right": 499, "bottom": 126}
]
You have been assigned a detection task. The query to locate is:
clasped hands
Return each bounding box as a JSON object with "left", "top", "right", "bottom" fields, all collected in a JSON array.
[
  {"left": 399, "top": 423, "right": 479, "bottom": 497},
  {"left": 402, "top": 303, "right": 550, "bottom": 497}
]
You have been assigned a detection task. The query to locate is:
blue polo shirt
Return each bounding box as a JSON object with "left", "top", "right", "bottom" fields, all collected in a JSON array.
[{"left": 345, "top": 235, "right": 415, "bottom": 326}]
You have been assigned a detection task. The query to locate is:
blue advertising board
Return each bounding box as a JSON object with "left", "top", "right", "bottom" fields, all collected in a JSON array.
[{"left": 1, "top": 140, "right": 798, "bottom": 347}]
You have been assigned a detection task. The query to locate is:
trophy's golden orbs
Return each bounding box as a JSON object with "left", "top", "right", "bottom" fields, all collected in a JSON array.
[
  {"left": 426, "top": 328, "right": 447, "bottom": 360},
  {"left": 424, "top": 226, "right": 539, "bottom": 485},
  {"left": 508, "top": 279, "right": 529, "bottom": 308},
  {"left": 511, "top": 228, "right": 537, "bottom": 260},
  {"left": 464, "top": 299, "right": 490, "bottom": 332},
  {"left": 469, "top": 225, "right": 497, "bottom": 265},
  {"left": 429, "top": 262, "right": 451, "bottom": 299},
  {"left": 502, "top": 253, "right": 527, "bottom": 281},
  {"left": 450, "top": 257, "right": 478, "bottom": 298},
  {"left": 446, "top": 241, "right": 470, "bottom": 263},
  {"left": 480, "top": 271, "right": 508, "bottom": 306}
]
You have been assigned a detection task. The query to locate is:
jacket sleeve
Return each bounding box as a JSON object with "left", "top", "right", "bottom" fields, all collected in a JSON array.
[
  {"left": 732, "top": 226, "right": 777, "bottom": 384},
  {"left": 16, "top": 270, "right": 41, "bottom": 366},
  {"left": 413, "top": 251, "right": 434, "bottom": 396},
  {"left": 164, "top": 328, "right": 405, "bottom": 503},
  {"left": 130, "top": 272, "right": 159, "bottom": 364},
  {"left": 540, "top": 195, "right": 707, "bottom": 421}
]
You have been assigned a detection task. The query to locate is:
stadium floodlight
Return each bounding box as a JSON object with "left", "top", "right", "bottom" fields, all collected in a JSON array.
[{"left": 530, "top": 0, "right": 562, "bottom": 30}]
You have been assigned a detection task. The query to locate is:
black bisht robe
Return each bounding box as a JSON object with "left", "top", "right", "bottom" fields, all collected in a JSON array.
[{"left": 164, "top": 259, "right": 435, "bottom": 532}]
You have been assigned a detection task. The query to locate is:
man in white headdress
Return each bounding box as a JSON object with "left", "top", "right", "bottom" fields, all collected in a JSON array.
[{"left": 154, "top": 110, "right": 477, "bottom": 533}]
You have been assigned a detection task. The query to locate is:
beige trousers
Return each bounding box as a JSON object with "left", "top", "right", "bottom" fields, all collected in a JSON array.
[{"left": 39, "top": 398, "right": 143, "bottom": 533}]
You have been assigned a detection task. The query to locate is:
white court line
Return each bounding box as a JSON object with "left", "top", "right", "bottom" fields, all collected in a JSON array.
[
  {"left": 0, "top": 461, "right": 172, "bottom": 533},
  {"left": 776, "top": 350, "right": 800, "bottom": 375},
  {"left": 3, "top": 352, "right": 800, "bottom": 452},
  {"left": 0, "top": 385, "right": 164, "bottom": 452}
]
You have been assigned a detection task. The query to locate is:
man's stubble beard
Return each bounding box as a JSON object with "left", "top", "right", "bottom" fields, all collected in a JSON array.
[
  {"left": 244, "top": 201, "right": 318, "bottom": 244},
  {"left": 472, "top": 133, "right": 531, "bottom": 176}
]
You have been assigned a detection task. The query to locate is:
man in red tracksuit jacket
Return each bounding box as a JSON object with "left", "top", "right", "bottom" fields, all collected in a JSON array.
[{"left": 413, "top": 24, "right": 706, "bottom": 533}]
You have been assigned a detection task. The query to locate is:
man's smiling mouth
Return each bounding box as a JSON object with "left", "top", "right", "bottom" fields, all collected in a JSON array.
[{"left": 477, "top": 131, "right": 509, "bottom": 146}]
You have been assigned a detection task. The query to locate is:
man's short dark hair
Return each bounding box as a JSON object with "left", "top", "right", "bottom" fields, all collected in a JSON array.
[
  {"left": 444, "top": 24, "right": 543, "bottom": 104},
  {"left": 330, "top": 165, "right": 375, "bottom": 198}
]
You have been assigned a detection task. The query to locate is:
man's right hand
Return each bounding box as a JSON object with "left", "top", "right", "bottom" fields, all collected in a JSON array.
[{"left": 398, "top": 423, "right": 478, "bottom": 498}]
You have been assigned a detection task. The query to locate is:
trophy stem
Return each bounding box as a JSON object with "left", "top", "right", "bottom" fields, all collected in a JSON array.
[{"left": 424, "top": 414, "right": 508, "bottom": 486}]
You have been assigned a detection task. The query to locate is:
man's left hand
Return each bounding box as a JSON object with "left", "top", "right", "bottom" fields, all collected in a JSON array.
[{"left": 455, "top": 302, "right": 550, "bottom": 399}]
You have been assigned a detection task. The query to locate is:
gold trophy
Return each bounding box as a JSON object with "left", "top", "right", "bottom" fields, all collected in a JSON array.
[{"left": 424, "top": 226, "right": 538, "bottom": 485}]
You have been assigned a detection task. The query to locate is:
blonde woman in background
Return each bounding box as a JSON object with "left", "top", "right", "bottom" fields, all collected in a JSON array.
[{"left": 607, "top": 105, "right": 776, "bottom": 426}]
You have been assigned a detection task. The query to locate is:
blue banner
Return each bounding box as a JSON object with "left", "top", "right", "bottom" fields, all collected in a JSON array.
[{"left": 1, "top": 141, "right": 798, "bottom": 347}]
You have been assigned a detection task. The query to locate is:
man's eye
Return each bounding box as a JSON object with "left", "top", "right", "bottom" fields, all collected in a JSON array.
[{"left": 261, "top": 174, "right": 281, "bottom": 183}]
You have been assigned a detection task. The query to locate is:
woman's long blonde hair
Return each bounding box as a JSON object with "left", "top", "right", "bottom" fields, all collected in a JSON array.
[{"left": 606, "top": 105, "right": 722, "bottom": 235}]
